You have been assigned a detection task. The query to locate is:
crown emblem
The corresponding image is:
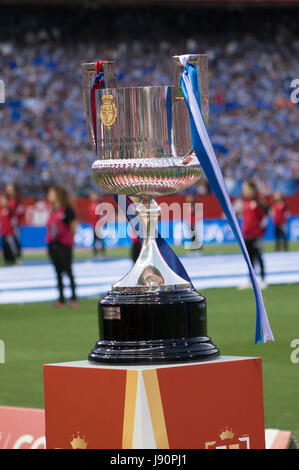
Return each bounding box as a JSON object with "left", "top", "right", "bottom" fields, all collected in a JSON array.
[
  {"left": 219, "top": 427, "right": 235, "bottom": 440},
  {"left": 100, "top": 94, "right": 117, "bottom": 130},
  {"left": 70, "top": 433, "right": 88, "bottom": 449}
]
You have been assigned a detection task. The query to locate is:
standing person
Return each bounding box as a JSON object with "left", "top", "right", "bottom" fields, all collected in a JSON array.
[
  {"left": 0, "top": 194, "right": 18, "bottom": 265},
  {"left": 46, "top": 185, "right": 78, "bottom": 308},
  {"left": 89, "top": 191, "right": 106, "bottom": 257},
  {"left": 5, "top": 183, "right": 24, "bottom": 260},
  {"left": 241, "top": 181, "right": 269, "bottom": 289},
  {"left": 271, "top": 192, "right": 289, "bottom": 251}
]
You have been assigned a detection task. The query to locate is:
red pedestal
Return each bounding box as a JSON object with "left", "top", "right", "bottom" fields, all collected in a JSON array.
[{"left": 43, "top": 356, "right": 265, "bottom": 449}]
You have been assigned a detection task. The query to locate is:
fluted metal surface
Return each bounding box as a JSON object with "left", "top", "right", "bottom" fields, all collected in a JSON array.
[
  {"left": 92, "top": 85, "right": 202, "bottom": 196},
  {"left": 92, "top": 156, "right": 201, "bottom": 196}
]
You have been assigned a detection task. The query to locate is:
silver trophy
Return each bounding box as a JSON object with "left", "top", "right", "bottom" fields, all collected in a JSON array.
[{"left": 82, "top": 55, "right": 219, "bottom": 363}]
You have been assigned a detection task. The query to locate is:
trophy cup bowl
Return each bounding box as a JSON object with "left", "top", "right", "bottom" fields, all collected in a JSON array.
[{"left": 82, "top": 55, "right": 219, "bottom": 363}]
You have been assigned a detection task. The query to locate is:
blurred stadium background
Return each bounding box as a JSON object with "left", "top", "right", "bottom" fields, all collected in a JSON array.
[{"left": 0, "top": 0, "right": 298, "bottom": 448}]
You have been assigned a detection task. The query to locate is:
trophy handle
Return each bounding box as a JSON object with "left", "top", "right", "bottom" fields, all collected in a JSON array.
[{"left": 82, "top": 61, "right": 117, "bottom": 150}]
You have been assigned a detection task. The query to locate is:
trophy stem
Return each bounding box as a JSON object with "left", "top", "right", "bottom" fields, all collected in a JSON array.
[
  {"left": 112, "top": 197, "right": 190, "bottom": 292},
  {"left": 135, "top": 197, "right": 162, "bottom": 288},
  {"left": 136, "top": 196, "right": 159, "bottom": 240}
]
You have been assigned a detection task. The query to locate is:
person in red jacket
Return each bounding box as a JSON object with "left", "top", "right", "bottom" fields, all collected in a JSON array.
[
  {"left": 241, "top": 181, "right": 269, "bottom": 288},
  {"left": 0, "top": 194, "right": 18, "bottom": 265},
  {"left": 271, "top": 192, "right": 289, "bottom": 251},
  {"left": 46, "top": 185, "right": 78, "bottom": 308}
]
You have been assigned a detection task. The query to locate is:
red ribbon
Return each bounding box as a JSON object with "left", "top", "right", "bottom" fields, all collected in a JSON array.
[{"left": 91, "top": 60, "right": 105, "bottom": 148}]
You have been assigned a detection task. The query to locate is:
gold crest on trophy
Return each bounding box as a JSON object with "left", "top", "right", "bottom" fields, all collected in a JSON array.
[{"left": 100, "top": 94, "right": 117, "bottom": 130}]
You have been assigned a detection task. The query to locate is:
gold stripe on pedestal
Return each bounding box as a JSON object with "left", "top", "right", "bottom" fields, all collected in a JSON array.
[{"left": 122, "top": 370, "right": 138, "bottom": 449}]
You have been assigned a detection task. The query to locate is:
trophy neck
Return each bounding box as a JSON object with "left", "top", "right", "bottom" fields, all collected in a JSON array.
[
  {"left": 112, "top": 198, "right": 190, "bottom": 293},
  {"left": 135, "top": 198, "right": 160, "bottom": 242}
]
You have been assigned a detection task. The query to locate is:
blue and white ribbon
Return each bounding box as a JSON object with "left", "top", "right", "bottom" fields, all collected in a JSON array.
[{"left": 179, "top": 54, "right": 274, "bottom": 343}]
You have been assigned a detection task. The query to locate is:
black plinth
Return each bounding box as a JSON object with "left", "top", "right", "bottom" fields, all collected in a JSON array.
[{"left": 88, "top": 289, "right": 220, "bottom": 364}]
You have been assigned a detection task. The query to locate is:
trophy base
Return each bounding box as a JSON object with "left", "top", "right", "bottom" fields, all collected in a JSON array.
[{"left": 88, "top": 289, "right": 220, "bottom": 364}]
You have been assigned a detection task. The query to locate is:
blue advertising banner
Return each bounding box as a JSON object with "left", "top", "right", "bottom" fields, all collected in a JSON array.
[{"left": 1, "top": 217, "right": 298, "bottom": 250}]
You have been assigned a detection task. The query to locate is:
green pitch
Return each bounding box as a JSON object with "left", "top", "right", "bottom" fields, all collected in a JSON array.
[{"left": 0, "top": 284, "right": 298, "bottom": 438}]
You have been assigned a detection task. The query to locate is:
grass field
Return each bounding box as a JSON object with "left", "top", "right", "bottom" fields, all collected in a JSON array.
[{"left": 0, "top": 283, "right": 298, "bottom": 437}]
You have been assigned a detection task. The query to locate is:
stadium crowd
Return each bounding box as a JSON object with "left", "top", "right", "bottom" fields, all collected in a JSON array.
[{"left": 0, "top": 6, "right": 298, "bottom": 199}]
